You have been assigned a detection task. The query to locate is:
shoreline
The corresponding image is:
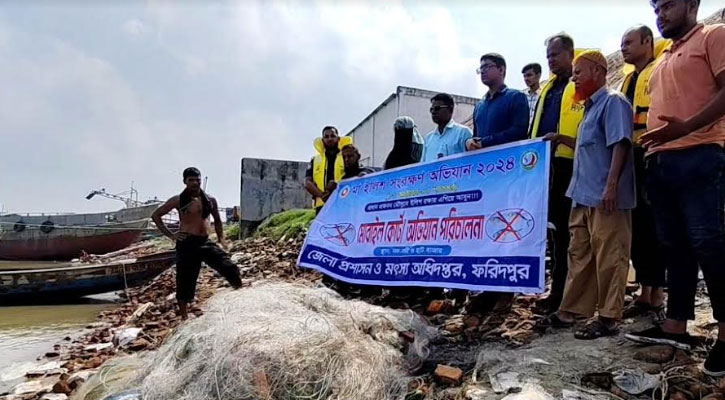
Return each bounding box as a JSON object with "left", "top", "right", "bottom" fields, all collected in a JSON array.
[{"left": 3, "top": 235, "right": 723, "bottom": 400}]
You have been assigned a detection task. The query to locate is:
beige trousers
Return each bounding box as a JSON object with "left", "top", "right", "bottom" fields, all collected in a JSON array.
[{"left": 559, "top": 206, "right": 632, "bottom": 319}]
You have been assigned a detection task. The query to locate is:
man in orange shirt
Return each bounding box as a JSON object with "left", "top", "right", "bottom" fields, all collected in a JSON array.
[{"left": 625, "top": 0, "right": 725, "bottom": 377}]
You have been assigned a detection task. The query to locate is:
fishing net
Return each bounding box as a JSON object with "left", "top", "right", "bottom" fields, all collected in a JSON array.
[{"left": 75, "top": 282, "right": 437, "bottom": 400}]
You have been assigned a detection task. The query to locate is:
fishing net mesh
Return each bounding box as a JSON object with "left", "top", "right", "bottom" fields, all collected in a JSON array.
[{"left": 75, "top": 282, "right": 437, "bottom": 400}]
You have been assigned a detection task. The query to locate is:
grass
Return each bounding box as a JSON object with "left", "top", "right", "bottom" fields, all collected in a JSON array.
[
  {"left": 254, "top": 209, "right": 316, "bottom": 241},
  {"left": 224, "top": 223, "right": 241, "bottom": 240}
]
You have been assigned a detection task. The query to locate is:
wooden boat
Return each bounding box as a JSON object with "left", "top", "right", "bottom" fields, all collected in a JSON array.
[
  {"left": 0, "top": 250, "right": 176, "bottom": 303},
  {"left": 0, "top": 203, "right": 159, "bottom": 261}
]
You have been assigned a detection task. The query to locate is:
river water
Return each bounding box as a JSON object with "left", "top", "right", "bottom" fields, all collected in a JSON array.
[{"left": 0, "top": 261, "right": 119, "bottom": 393}]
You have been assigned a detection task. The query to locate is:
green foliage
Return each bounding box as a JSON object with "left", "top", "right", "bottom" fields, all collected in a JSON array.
[
  {"left": 254, "top": 209, "right": 315, "bottom": 240},
  {"left": 224, "top": 223, "right": 241, "bottom": 240}
]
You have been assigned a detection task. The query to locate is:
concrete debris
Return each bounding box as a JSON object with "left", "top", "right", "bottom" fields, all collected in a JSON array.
[
  {"left": 112, "top": 328, "right": 142, "bottom": 348},
  {"left": 125, "top": 303, "right": 154, "bottom": 325},
  {"left": 82, "top": 343, "right": 113, "bottom": 352},
  {"left": 434, "top": 365, "right": 463, "bottom": 386},
  {"left": 14, "top": 230, "right": 724, "bottom": 400},
  {"left": 25, "top": 362, "right": 64, "bottom": 378},
  {"left": 10, "top": 380, "right": 52, "bottom": 396}
]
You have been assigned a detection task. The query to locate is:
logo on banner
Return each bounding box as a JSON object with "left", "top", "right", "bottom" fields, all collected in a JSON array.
[
  {"left": 320, "top": 223, "right": 356, "bottom": 246},
  {"left": 486, "top": 208, "right": 535, "bottom": 243},
  {"left": 339, "top": 186, "right": 351, "bottom": 199},
  {"left": 521, "top": 150, "right": 539, "bottom": 170}
]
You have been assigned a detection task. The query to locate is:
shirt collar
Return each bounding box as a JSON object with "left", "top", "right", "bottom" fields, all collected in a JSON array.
[
  {"left": 668, "top": 23, "right": 703, "bottom": 51},
  {"left": 437, "top": 119, "right": 457, "bottom": 134},
  {"left": 524, "top": 86, "right": 540, "bottom": 95},
  {"left": 485, "top": 85, "right": 508, "bottom": 100},
  {"left": 585, "top": 86, "right": 608, "bottom": 109}
]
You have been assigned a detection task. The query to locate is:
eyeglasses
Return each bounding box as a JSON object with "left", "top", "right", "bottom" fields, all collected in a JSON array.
[
  {"left": 476, "top": 64, "right": 498, "bottom": 74},
  {"left": 429, "top": 105, "right": 451, "bottom": 113}
]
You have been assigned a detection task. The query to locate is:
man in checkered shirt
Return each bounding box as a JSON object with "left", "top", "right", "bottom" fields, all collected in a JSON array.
[{"left": 521, "top": 63, "right": 542, "bottom": 129}]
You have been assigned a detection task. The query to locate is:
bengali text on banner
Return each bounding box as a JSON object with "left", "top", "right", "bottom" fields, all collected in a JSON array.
[{"left": 297, "top": 139, "right": 550, "bottom": 293}]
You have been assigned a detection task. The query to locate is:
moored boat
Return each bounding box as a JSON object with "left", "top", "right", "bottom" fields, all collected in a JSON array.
[
  {"left": 0, "top": 250, "right": 176, "bottom": 303},
  {"left": 0, "top": 204, "right": 159, "bottom": 261}
]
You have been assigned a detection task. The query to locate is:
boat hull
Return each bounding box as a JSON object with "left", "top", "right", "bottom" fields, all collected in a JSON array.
[
  {"left": 0, "top": 219, "right": 149, "bottom": 261},
  {"left": 0, "top": 250, "right": 176, "bottom": 303}
]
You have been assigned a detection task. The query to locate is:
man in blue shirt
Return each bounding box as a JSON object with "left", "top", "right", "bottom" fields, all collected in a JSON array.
[
  {"left": 422, "top": 93, "right": 472, "bottom": 163},
  {"left": 467, "top": 53, "right": 529, "bottom": 151},
  {"left": 542, "top": 50, "right": 635, "bottom": 340}
]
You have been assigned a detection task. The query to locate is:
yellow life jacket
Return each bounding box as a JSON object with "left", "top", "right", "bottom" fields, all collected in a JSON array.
[
  {"left": 529, "top": 49, "right": 588, "bottom": 159},
  {"left": 619, "top": 38, "right": 672, "bottom": 142},
  {"left": 312, "top": 136, "right": 353, "bottom": 208},
  {"left": 529, "top": 78, "right": 584, "bottom": 159}
]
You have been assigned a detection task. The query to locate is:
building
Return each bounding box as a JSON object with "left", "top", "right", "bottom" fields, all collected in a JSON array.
[{"left": 347, "top": 86, "right": 479, "bottom": 167}]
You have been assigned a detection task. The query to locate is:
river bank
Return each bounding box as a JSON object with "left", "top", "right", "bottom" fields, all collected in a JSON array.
[
  {"left": 2, "top": 231, "right": 724, "bottom": 400},
  {"left": 0, "top": 297, "right": 116, "bottom": 394}
]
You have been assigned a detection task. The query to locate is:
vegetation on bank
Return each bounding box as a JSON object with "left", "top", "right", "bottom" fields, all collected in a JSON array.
[{"left": 253, "top": 209, "right": 316, "bottom": 241}]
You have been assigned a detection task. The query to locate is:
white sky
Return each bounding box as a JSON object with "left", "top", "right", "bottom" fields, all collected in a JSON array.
[{"left": 1, "top": 0, "right": 722, "bottom": 213}]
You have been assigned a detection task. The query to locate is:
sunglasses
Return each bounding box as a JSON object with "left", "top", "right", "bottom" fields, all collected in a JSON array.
[{"left": 430, "top": 105, "right": 451, "bottom": 113}]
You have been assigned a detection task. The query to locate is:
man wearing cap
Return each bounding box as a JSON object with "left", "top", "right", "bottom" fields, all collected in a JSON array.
[{"left": 541, "top": 50, "right": 635, "bottom": 340}]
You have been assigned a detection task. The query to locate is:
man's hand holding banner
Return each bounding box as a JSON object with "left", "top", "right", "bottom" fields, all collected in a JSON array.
[{"left": 298, "top": 139, "right": 550, "bottom": 293}]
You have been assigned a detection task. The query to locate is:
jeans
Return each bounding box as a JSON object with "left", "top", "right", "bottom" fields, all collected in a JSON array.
[{"left": 646, "top": 145, "right": 725, "bottom": 321}]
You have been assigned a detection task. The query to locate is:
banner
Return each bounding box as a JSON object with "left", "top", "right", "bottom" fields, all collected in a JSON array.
[{"left": 298, "top": 139, "right": 550, "bottom": 293}]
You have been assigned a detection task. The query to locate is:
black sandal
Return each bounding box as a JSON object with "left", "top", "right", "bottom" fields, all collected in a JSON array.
[
  {"left": 537, "top": 313, "right": 574, "bottom": 329},
  {"left": 622, "top": 301, "right": 650, "bottom": 318},
  {"left": 574, "top": 320, "right": 618, "bottom": 340}
]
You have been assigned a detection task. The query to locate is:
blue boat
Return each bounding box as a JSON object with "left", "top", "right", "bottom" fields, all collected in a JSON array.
[{"left": 0, "top": 251, "right": 176, "bottom": 304}]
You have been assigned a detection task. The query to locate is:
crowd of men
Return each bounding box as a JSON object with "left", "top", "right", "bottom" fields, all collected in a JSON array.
[{"left": 304, "top": 0, "right": 725, "bottom": 376}]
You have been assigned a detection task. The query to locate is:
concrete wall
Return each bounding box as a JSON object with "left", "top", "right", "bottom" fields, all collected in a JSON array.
[
  {"left": 371, "top": 96, "right": 399, "bottom": 166},
  {"left": 239, "top": 158, "right": 310, "bottom": 237},
  {"left": 348, "top": 86, "right": 479, "bottom": 168}
]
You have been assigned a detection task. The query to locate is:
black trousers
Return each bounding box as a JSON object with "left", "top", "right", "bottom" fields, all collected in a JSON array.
[
  {"left": 646, "top": 145, "right": 725, "bottom": 321},
  {"left": 175, "top": 235, "right": 242, "bottom": 302},
  {"left": 548, "top": 157, "right": 573, "bottom": 306},
  {"left": 631, "top": 147, "right": 666, "bottom": 288}
]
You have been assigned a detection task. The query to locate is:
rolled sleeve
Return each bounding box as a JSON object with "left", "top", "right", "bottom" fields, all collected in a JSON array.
[
  {"left": 603, "top": 96, "right": 634, "bottom": 147},
  {"left": 706, "top": 25, "right": 725, "bottom": 77},
  {"left": 458, "top": 127, "right": 473, "bottom": 150}
]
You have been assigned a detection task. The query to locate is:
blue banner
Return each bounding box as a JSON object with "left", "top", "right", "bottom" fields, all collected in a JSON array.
[{"left": 298, "top": 139, "right": 550, "bottom": 293}]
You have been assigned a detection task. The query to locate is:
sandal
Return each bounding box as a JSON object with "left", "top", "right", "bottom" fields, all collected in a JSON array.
[
  {"left": 649, "top": 304, "right": 666, "bottom": 325},
  {"left": 574, "top": 320, "right": 618, "bottom": 340},
  {"left": 537, "top": 313, "right": 574, "bottom": 329},
  {"left": 622, "top": 301, "right": 650, "bottom": 319}
]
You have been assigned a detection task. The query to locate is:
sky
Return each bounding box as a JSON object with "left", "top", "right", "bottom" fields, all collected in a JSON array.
[{"left": 1, "top": 0, "right": 722, "bottom": 214}]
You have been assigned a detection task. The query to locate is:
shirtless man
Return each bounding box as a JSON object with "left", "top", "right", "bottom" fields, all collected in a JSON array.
[{"left": 151, "top": 167, "right": 242, "bottom": 320}]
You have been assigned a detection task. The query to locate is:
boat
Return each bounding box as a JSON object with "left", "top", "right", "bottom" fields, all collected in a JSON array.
[
  {"left": 0, "top": 203, "right": 159, "bottom": 261},
  {"left": 0, "top": 250, "right": 176, "bottom": 303}
]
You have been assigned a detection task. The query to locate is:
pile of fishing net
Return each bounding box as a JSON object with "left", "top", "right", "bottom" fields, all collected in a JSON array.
[{"left": 75, "top": 282, "right": 438, "bottom": 400}]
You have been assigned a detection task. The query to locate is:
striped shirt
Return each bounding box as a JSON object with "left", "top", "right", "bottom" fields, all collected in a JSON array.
[{"left": 522, "top": 87, "right": 541, "bottom": 128}]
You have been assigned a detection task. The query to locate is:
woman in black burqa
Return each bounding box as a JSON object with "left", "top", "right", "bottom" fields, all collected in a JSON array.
[{"left": 383, "top": 116, "right": 423, "bottom": 170}]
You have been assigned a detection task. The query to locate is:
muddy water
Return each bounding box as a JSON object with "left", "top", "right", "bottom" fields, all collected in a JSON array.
[{"left": 0, "top": 260, "right": 119, "bottom": 393}]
